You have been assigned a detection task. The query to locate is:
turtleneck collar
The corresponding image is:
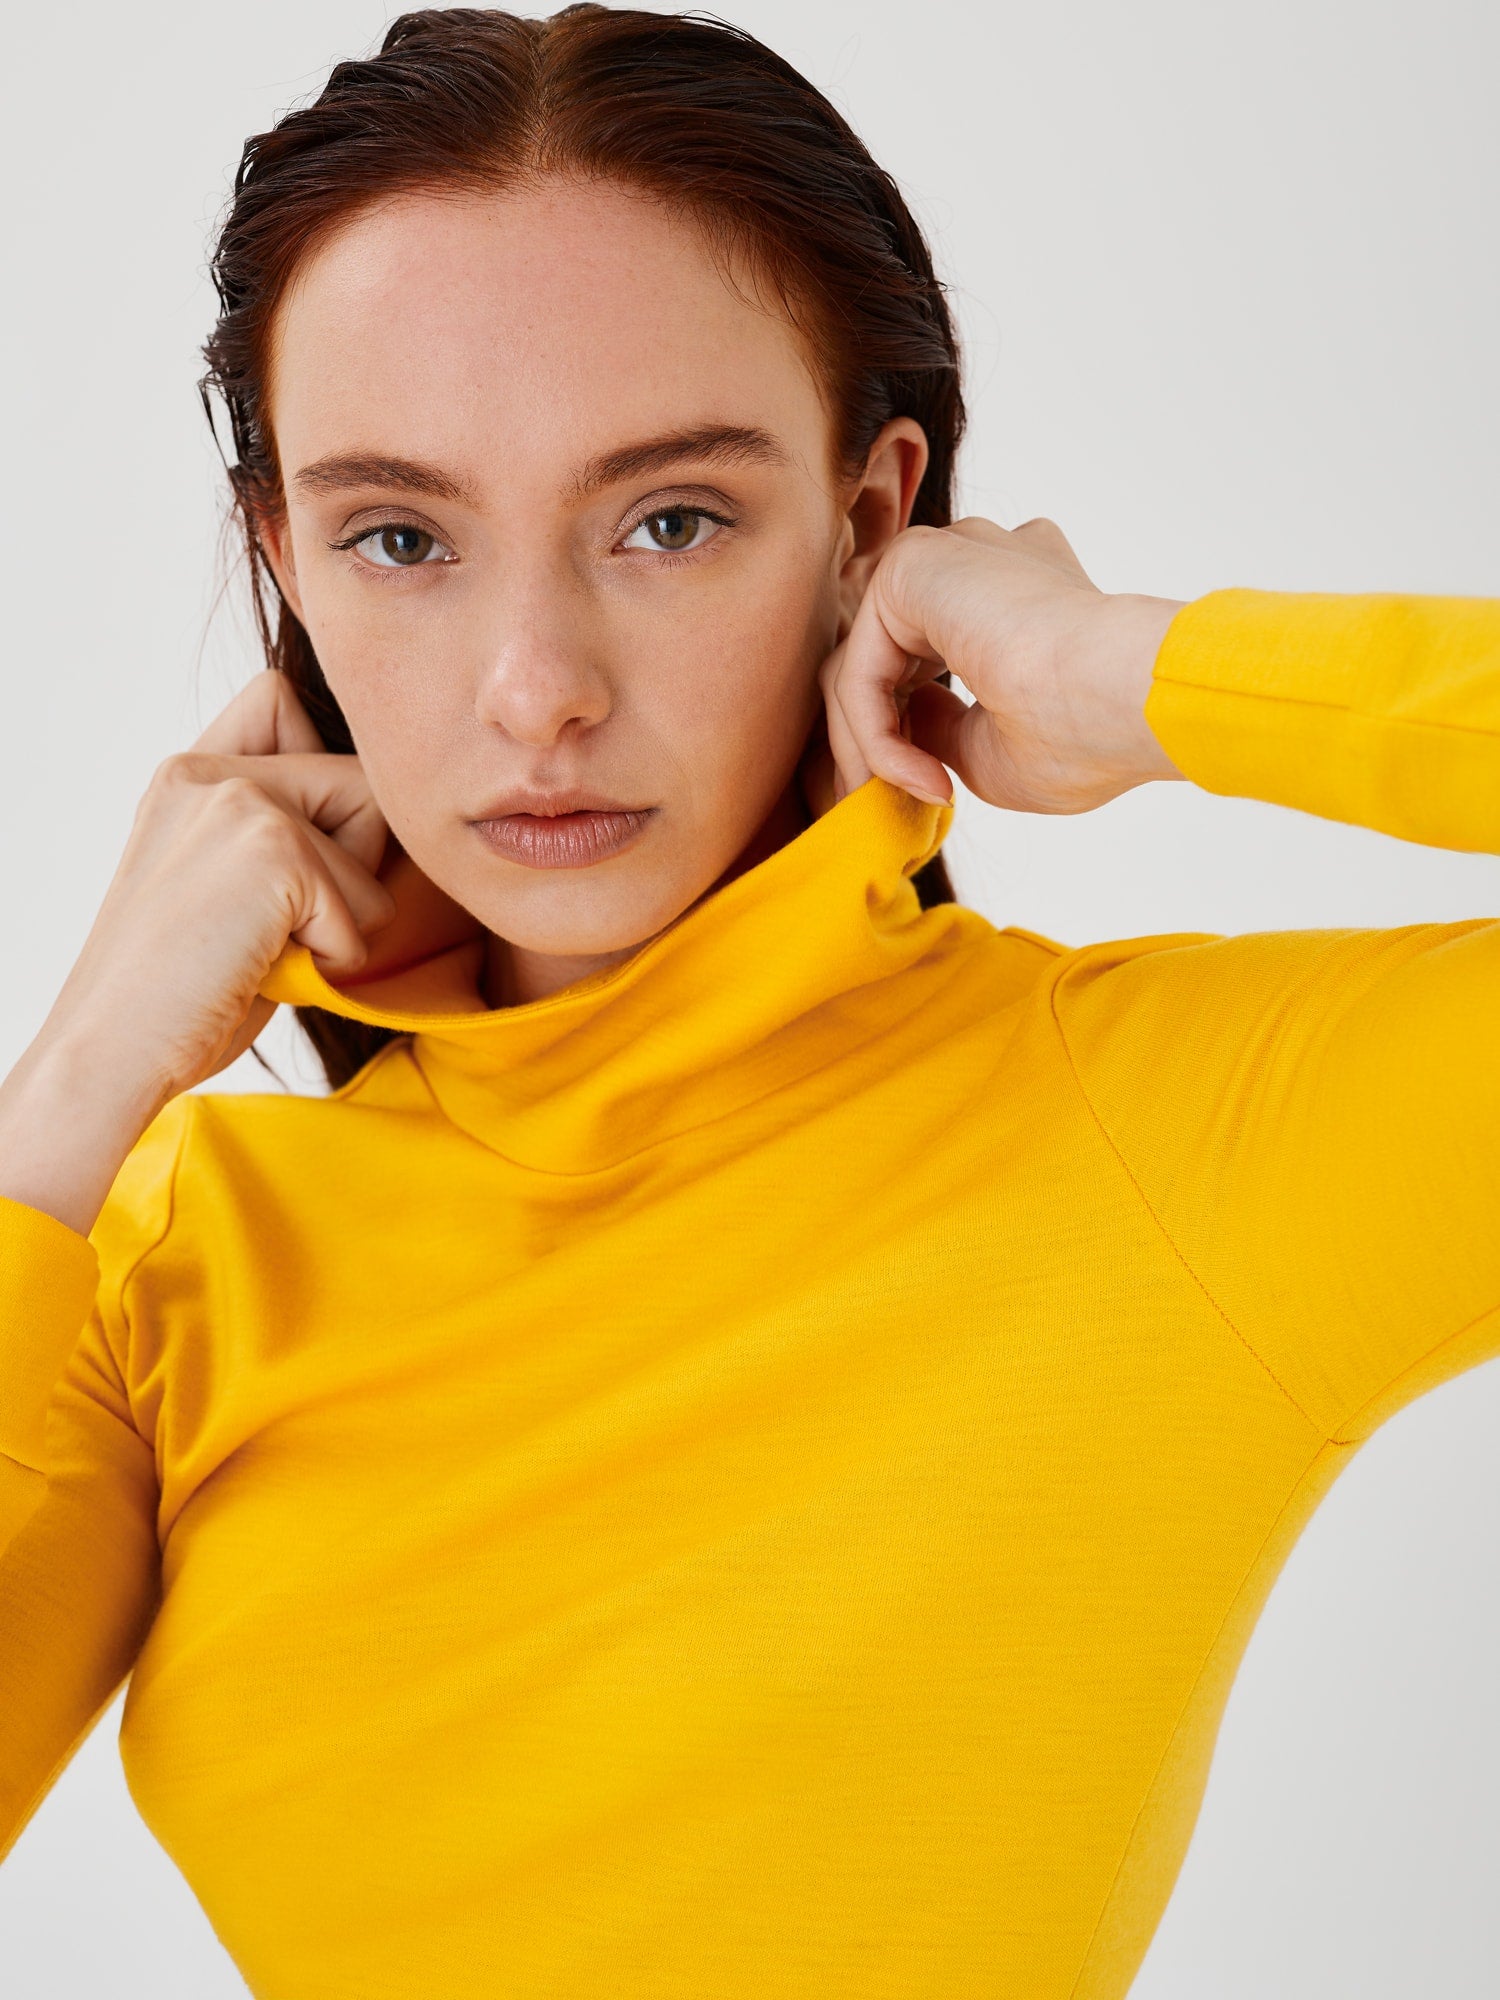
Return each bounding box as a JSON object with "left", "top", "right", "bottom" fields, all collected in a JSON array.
[{"left": 256, "top": 775, "right": 960, "bottom": 1174}]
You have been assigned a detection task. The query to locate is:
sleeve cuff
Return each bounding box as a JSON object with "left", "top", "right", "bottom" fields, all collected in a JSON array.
[{"left": 0, "top": 1194, "right": 102, "bottom": 1470}]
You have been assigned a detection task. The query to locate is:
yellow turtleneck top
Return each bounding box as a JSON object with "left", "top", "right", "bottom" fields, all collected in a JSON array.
[{"left": 2, "top": 587, "right": 1497, "bottom": 1999}]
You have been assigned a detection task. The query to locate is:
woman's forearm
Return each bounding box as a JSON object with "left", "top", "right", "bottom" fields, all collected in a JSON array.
[
  {"left": 0, "top": 1033, "right": 165, "bottom": 1240},
  {"left": 1142, "top": 588, "right": 1500, "bottom": 853}
]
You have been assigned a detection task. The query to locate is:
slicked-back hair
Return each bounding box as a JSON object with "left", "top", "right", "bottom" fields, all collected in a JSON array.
[{"left": 202, "top": 5, "right": 966, "bottom": 1089}]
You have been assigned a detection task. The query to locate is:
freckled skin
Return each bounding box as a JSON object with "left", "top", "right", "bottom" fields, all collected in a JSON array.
[{"left": 259, "top": 179, "right": 926, "bottom": 1004}]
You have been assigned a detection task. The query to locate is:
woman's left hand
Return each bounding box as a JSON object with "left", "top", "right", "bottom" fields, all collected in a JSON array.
[{"left": 814, "top": 515, "right": 1189, "bottom": 813}]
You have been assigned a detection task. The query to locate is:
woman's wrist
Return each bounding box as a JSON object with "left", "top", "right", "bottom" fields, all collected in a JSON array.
[
  {"left": 1102, "top": 592, "right": 1189, "bottom": 785},
  {"left": 0, "top": 1030, "right": 166, "bottom": 1239}
]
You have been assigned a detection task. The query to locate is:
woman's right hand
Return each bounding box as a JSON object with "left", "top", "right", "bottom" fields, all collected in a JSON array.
[{"left": 0, "top": 670, "right": 400, "bottom": 1238}]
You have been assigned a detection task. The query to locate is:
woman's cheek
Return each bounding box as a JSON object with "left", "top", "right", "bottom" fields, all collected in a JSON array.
[
  {"left": 691, "top": 544, "right": 826, "bottom": 699},
  {"left": 304, "top": 595, "right": 456, "bottom": 795}
]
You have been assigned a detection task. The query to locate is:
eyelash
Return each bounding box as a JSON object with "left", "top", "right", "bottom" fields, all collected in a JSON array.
[
  {"left": 618, "top": 502, "right": 737, "bottom": 566},
  {"left": 328, "top": 524, "right": 456, "bottom": 577},
  {"left": 327, "top": 501, "right": 738, "bottom": 578}
]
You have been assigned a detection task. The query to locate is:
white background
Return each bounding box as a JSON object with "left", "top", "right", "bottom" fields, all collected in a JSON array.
[{"left": 2, "top": 1, "right": 1497, "bottom": 1992}]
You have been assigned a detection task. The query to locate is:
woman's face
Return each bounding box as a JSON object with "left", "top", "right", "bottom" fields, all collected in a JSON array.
[{"left": 261, "top": 179, "right": 926, "bottom": 992}]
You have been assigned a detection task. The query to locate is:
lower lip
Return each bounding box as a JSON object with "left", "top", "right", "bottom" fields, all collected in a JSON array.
[{"left": 472, "top": 807, "right": 656, "bottom": 869}]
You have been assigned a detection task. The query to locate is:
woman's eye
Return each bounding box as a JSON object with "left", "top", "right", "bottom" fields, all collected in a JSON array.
[
  {"left": 621, "top": 508, "right": 722, "bottom": 554},
  {"left": 351, "top": 525, "right": 452, "bottom": 568}
]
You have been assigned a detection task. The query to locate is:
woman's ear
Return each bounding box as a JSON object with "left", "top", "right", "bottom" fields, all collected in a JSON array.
[
  {"left": 835, "top": 416, "right": 930, "bottom": 639},
  {"left": 255, "top": 505, "right": 308, "bottom": 627}
]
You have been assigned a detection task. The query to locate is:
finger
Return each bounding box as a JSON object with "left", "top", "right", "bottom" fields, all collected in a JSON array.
[
  {"left": 347, "top": 840, "right": 485, "bottom": 982},
  {"left": 941, "top": 515, "right": 1015, "bottom": 548},
  {"left": 817, "top": 637, "right": 872, "bottom": 802},
  {"left": 1007, "top": 515, "right": 1089, "bottom": 577},
  {"left": 945, "top": 513, "right": 1091, "bottom": 587},
  {"left": 831, "top": 575, "right": 954, "bottom": 806},
  {"left": 293, "top": 817, "right": 400, "bottom": 960},
  {"left": 175, "top": 748, "right": 391, "bottom": 880},
  {"left": 259, "top": 752, "right": 391, "bottom": 882},
  {"left": 300, "top": 816, "right": 400, "bottom": 948},
  {"left": 191, "top": 667, "right": 327, "bottom": 759},
  {"left": 903, "top": 678, "right": 978, "bottom": 787}
]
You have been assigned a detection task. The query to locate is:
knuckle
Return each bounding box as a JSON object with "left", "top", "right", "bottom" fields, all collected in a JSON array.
[
  {"left": 1016, "top": 515, "right": 1066, "bottom": 544},
  {"left": 153, "top": 749, "right": 209, "bottom": 790},
  {"left": 895, "top": 523, "right": 943, "bottom": 559},
  {"left": 882, "top": 525, "right": 936, "bottom": 590},
  {"left": 240, "top": 811, "right": 302, "bottom": 872},
  {"left": 215, "top": 781, "right": 299, "bottom": 862},
  {"left": 908, "top": 521, "right": 955, "bottom": 567},
  {"left": 213, "top": 771, "right": 269, "bottom": 813}
]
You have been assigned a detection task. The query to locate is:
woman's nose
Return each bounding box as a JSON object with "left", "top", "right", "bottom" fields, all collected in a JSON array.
[{"left": 472, "top": 599, "right": 613, "bottom": 747}]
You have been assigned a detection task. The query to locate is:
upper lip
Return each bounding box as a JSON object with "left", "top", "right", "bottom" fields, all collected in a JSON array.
[{"left": 468, "top": 787, "right": 648, "bottom": 820}]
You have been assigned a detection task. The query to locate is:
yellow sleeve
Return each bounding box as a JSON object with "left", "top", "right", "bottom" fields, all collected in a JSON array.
[
  {"left": 1145, "top": 588, "right": 1500, "bottom": 850},
  {"left": 1056, "top": 588, "right": 1500, "bottom": 1444},
  {"left": 0, "top": 1097, "right": 190, "bottom": 1863}
]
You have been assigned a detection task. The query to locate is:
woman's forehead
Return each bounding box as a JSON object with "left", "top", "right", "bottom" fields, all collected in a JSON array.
[{"left": 266, "top": 180, "right": 833, "bottom": 497}]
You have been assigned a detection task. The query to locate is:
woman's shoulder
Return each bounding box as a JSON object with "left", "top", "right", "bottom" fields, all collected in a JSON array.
[
  {"left": 1039, "top": 914, "right": 1490, "bottom": 1040},
  {"left": 93, "top": 1034, "right": 426, "bottom": 1270},
  {"left": 1023, "top": 911, "right": 1494, "bottom": 1158}
]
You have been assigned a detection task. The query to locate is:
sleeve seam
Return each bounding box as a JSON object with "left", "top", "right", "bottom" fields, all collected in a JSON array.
[
  {"left": 1328, "top": 1296, "right": 1500, "bottom": 1444},
  {"left": 1150, "top": 674, "right": 1500, "bottom": 742},
  {"left": 1045, "top": 969, "right": 1332, "bottom": 1445},
  {"left": 105, "top": 1094, "right": 197, "bottom": 1396}
]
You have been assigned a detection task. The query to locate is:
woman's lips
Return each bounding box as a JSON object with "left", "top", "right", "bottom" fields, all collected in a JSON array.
[{"left": 473, "top": 807, "right": 656, "bottom": 869}]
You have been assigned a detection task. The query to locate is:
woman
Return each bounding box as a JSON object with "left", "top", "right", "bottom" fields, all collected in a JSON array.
[{"left": 0, "top": 6, "right": 1494, "bottom": 1996}]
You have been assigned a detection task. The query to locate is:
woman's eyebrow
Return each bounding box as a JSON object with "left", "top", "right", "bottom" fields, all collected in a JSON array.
[
  {"left": 569, "top": 422, "right": 790, "bottom": 498},
  {"left": 291, "top": 426, "right": 788, "bottom": 508},
  {"left": 292, "top": 453, "right": 477, "bottom": 505}
]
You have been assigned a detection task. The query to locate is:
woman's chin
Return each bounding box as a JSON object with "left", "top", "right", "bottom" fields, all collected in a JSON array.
[{"left": 478, "top": 865, "right": 699, "bottom": 963}]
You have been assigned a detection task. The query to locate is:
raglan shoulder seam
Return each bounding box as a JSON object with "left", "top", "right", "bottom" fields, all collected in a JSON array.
[
  {"left": 104, "top": 1091, "right": 199, "bottom": 1389},
  {"left": 1328, "top": 1294, "right": 1500, "bottom": 1446},
  {"left": 1042, "top": 949, "right": 1332, "bottom": 1445}
]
